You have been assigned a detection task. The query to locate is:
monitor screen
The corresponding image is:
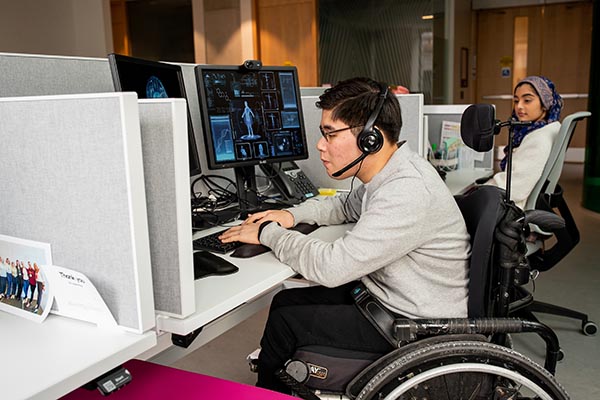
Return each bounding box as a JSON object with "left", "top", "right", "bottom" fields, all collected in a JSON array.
[
  {"left": 194, "top": 64, "right": 309, "bottom": 170},
  {"left": 108, "top": 53, "right": 202, "bottom": 177}
]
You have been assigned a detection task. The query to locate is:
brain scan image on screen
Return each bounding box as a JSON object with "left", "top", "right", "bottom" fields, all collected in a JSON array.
[{"left": 146, "top": 76, "right": 169, "bottom": 98}]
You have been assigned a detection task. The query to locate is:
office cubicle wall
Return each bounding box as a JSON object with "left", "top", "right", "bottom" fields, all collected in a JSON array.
[
  {"left": 0, "top": 52, "right": 114, "bottom": 96},
  {"left": 0, "top": 92, "right": 155, "bottom": 333},
  {"left": 138, "top": 99, "right": 195, "bottom": 318},
  {"left": 0, "top": 53, "right": 204, "bottom": 321},
  {"left": 298, "top": 93, "right": 425, "bottom": 190},
  {"left": 424, "top": 104, "right": 494, "bottom": 169}
]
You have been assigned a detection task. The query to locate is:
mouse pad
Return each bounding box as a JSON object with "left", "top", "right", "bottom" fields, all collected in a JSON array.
[
  {"left": 230, "top": 223, "right": 319, "bottom": 259},
  {"left": 194, "top": 251, "right": 239, "bottom": 279}
]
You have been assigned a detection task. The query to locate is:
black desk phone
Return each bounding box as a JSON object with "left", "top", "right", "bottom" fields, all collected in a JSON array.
[{"left": 260, "top": 161, "right": 319, "bottom": 202}]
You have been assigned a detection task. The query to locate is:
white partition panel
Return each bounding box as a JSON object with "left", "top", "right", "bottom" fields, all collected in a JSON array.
[{"left": 0, "top": 92, "right": 154, "bottom": 332}]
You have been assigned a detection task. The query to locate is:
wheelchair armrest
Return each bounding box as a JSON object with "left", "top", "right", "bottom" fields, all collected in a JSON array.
[{"left": 524, "top": 209, "right": 565, "bottom": 234}]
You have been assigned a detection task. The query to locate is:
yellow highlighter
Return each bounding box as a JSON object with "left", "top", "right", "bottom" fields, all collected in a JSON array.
[{"left": 318, "top": 188, "right": 337, "bottom": 196}]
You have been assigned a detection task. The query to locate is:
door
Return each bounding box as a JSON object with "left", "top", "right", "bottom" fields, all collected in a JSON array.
[{"left": 475, "top": 2, "right": 592, "bottom": 149}]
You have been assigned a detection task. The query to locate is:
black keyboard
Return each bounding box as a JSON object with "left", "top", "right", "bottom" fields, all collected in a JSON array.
[{"left": 193, "top": 229, "right": 242, "bottom": 254}]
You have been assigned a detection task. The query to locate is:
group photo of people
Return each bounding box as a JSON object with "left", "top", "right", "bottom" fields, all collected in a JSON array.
[
  {"left": 0, "top": 234, "right": 52, "bottom": 321},
  {"left": 0, "top": 256, "right": 45, "bottom": 314}
]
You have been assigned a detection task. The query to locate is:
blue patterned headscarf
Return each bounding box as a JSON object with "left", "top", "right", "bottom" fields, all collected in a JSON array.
[{"left": 500, "top": 76, "right": 563, "bottom": 171}]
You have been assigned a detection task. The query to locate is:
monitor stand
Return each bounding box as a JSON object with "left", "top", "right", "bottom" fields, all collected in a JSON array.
[{"left": 234, "top": 165, "right": 261, "bottom": 218}]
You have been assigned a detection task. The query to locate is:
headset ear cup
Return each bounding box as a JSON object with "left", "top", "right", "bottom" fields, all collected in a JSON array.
[{"left": 358, "top": 127, "right": 383, "bottom": 154}]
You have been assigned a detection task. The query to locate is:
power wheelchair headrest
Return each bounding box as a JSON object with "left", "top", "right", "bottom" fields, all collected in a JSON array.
[{"left": 460, "top": 104, "right": 497, "bottom": 152}]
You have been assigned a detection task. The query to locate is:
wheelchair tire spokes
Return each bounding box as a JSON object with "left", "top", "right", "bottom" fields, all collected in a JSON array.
[{"left": 354, "top": 339, "right": 569, "bottom": 400}]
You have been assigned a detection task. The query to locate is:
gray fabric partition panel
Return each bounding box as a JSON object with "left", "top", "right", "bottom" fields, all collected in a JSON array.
[
  {"left": 138, "top": 99, "right": 195, "bottom": 318},
  {"left": 0, "top": 92, "right": 155, "bottom": 333},
  {"left": 0, "top": 52, "right": 114, "bottom": 97},
  {"left": 298, "top": 94, "right": 424, "bottom": 190}
]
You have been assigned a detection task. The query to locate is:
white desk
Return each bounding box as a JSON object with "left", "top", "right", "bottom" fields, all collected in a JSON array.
[
  {"left": 445, "top": 168, "right": 493, "bottom": 195},
  {"left": 141, "top": 223, "right": 351, "bottom": 365},
  {"left": 0, "top": 312, "right": 156, "bottom": 400}
]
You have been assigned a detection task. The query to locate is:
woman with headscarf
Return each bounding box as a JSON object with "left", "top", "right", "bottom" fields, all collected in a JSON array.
[{"left": 485, "top": 75, "right": 563, "bottom": 209}]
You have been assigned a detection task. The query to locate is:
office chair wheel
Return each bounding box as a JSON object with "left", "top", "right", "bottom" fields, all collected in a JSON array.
[
  {"left": 582, "top": 320, "right": 598, "bottom": 336},
  {"left": 353, "top": 340, "right": 570, "bottom": 400}
]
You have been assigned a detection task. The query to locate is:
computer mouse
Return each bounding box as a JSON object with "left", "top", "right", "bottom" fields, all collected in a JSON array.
[
  {"left": 194, "top": 250, "right": 239, "bottom": 280},
  {"left": 230, "top": 223, "right": 320, "bottom": 259}
]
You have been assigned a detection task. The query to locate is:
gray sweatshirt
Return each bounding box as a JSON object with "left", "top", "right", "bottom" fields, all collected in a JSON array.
[{"left": 260, "top": 143, "right": 470, "bottom": 318}]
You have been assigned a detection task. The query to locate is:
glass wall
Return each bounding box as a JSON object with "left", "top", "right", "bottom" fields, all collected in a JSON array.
[{"left": 319, "top": 0, "right": 446, "bottom": 104}]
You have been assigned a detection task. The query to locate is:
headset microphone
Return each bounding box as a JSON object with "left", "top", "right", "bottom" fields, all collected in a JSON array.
[{"left": 331, "top": 152, "right": 368, "bottom": 177}]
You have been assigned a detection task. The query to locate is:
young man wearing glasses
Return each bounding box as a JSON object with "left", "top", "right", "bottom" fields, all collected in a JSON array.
[{"left": 219, "top": 77, "right": 470, "bottom": 394}]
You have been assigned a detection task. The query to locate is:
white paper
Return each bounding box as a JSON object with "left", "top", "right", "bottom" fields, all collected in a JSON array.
[{"left": 45, "top": 265, "right": 117, "bottom": 328}]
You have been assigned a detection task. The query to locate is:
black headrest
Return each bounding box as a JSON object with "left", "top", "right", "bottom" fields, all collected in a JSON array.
[{"left": 460, "top": 104, "right": 497, "bottom": 152}]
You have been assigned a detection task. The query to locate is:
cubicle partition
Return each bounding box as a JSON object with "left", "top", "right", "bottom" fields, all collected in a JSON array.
[
  {"left": 298, "top": 93, "right": 425, "bottom": 190},
  {"left": 424, "top": 104, "right": 494, "bottom": 170},
  {"left": 0, "top": 52, "right": 114, "bottom": 96},
  {"left": 138, "top": 99, "right": 196, "bottom": 318},
  {"left": 0, "top": 52, "right": 203, "bottom": 321},
  {"left": 0, "top": 92, "right": 155, "bottom": 333}
]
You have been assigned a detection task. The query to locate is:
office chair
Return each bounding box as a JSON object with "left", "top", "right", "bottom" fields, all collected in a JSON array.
[
  {"left": 516, "top": 111, "right": 598, "bottom": 336},
  {"left": 271, "top": 105, "right": 570, "bottom": 399}
]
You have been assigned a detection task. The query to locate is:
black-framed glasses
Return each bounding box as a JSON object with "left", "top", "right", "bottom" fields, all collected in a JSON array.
[{"left": 319, "top": 125, "right": 363, "bottom": 142}]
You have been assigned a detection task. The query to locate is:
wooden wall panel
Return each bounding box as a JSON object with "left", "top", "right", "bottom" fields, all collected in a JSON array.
[{"left": 256, "top": 0, "right": 318, "bottom": 86}]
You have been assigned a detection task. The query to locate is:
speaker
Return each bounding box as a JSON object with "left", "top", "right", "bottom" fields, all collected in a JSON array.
[{"left": 356, "top": 84, "right": 387, "bottom": 154}]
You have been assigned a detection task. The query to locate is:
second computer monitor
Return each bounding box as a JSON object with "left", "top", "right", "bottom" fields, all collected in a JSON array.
[{"left": 108, "top": 53, "right": 202, "bottom": 177}]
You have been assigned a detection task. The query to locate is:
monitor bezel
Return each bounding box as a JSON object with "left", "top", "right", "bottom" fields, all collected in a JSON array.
[
  {"left": 107, "top": 53, "right": 202, "bottom": 177},
  {"left": 194, "top": 63, "right": 309, "bottom": 170}
]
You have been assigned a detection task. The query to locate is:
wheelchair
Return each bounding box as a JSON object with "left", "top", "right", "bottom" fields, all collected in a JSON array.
[{"left": 266, "top": 104, "right": 571, "bottom": 400}]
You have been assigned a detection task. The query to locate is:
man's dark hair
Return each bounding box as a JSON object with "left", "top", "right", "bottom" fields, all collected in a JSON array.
[{"left": 316, "top": 77, "right": 402, "bottom": 143}]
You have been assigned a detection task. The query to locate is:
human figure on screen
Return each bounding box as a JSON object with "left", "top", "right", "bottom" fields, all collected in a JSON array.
[
  {"left": 483, "top": 76, "right": 563, "bottom": 209},
  {"left": 218, "top": 77, "right": 470, "bottom": 394},
  {"left": 241, "top": 101, "right": 258, "bottom": 139}
]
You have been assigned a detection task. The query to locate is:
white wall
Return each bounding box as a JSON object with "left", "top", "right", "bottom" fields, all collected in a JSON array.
[{"left": 0, "top": 0, "right": 112, "bottom": 57}]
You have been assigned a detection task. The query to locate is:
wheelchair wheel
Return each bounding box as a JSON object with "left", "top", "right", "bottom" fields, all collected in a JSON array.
[{"left": 355, "top": 340, "right": 569, "bottom": 400}]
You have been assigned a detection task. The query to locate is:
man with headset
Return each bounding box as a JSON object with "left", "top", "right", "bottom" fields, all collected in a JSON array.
[{"left": 219, "top": 77, "right": 470, "bottom": 393}]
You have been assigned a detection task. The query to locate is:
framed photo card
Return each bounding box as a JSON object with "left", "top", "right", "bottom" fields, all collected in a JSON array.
[{"left": 0, "top": 234, "right": 53, "bottom": 323}]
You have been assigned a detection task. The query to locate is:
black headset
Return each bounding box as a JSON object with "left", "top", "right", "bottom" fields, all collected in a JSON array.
[{"left": 357, "top": 83, "right": 387, "bottom": 154}]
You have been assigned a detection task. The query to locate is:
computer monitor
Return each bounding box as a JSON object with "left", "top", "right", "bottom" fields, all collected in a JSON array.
[
  {"left": 108, "top": 53, "right": 202, "bottom": 177},
  {"left": 194, "top": 62, "right": 309, "bottom": 213}
]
